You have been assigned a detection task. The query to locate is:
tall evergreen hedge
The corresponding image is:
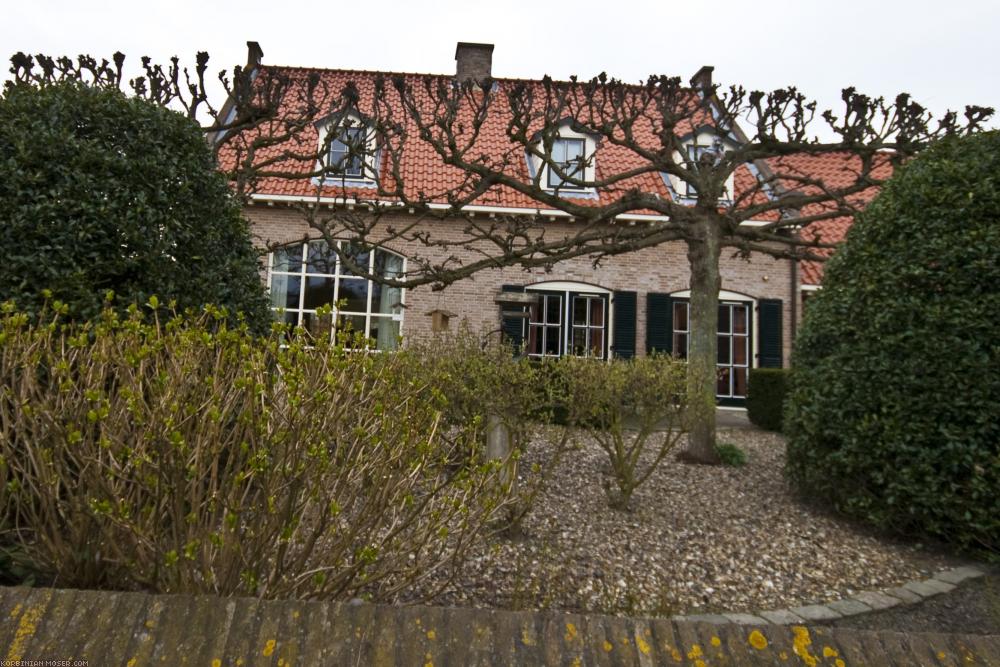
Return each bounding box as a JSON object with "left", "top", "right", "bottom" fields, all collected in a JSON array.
[
  {"left": 746, "top": 368, "right": 788, "bottom": 432},
  {"left": 785, "top": 132, "right": 1000, "bottom": 558},
  {"left": 0, "top": 82, "right": 269, "bottom": 328}
]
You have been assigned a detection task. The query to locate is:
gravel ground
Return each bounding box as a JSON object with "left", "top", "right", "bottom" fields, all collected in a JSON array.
[
  {"left": 408, "top": 426, "right": 965, "bottom": 618},
  {"left": 823, "top": 574, "right": 1000, "bottom": 635}
]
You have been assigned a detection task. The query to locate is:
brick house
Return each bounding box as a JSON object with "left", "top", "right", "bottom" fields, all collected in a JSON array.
[{"left": 229, "top": 42, "right": 879, "bottom": 407}]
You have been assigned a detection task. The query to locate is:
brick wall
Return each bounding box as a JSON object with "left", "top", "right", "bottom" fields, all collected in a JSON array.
[
  {"left": 455, "top": 43, "right": 494, "bottom": 83},
  {"left": 246, "top": 204, "right": 796, "bottom": 366}
]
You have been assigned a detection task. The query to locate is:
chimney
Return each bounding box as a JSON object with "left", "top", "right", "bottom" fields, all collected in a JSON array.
[
  {"left": 246, "top": 41, "right": 264, "bottom": 69},
  {"left": 455, "top": 42, "right": 494, "bottom": 84},
  {"left": 689, "top": 65, "right": 714, "bottom": 95}
]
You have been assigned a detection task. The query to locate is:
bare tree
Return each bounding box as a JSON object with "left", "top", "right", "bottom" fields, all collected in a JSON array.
[
  {"left": 8, "top": 47, "right": 992, "bottom": 462},
  {"left": 228, "top": 64, "right": 990, "bottom": 462},
  {"left": 6, "top": 45, "right": 318, "bottom": 168}
]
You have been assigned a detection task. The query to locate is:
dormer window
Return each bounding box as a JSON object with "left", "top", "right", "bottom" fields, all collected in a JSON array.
[
  {"left": 684, "top": 143, "right": 719, "bottom": 197},
  {"left": 548, "top": 137, "right": 586, "bottom": 189},
  {"left": 527, "top": 125, "right": 597, "bottom": 195},
  {"left": 327, "top": 127, "right": 366, "bottom": 178},
  {"left": 317, "top": 114, "right": 378, "bottom": 183},
  {"left": 665, "top": 129, "right": 735, "bottom": 202}
]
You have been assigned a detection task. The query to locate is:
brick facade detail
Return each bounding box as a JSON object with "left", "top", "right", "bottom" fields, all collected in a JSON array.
[{"left": 247, "top": 204, "right": 796, "bottom": 367}]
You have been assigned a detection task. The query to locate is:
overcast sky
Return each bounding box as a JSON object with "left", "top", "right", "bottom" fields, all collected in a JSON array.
[{"left": 4, "top": 0, "right": 998, "bottom": 136}]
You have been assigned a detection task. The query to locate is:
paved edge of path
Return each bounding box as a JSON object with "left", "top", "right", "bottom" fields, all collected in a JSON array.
[{"left": 674, "top": 564, "right": 993, "bottom": 628}]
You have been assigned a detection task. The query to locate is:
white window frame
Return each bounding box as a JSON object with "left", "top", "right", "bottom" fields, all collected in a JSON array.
[
  {"left": 523, "top": 281, "right": 611, "bottom": 359},
  {"left": 526, "top": 292, "right": 564, "bottom": 358},
  {"left": 317, "top": 114, "right": 379, "bottom": 183},
  {"left": 327, "top": 126, "right": 367, "bottom": 178},
  {"left": 667, "top": 129, "right": 735, "bottom": 202},
  {"left": 529, "top": 125, "right": 597, "bottom": 194},
  {"left": 267, "top": 240, "right": 406, "bottom": 350},
  {"left": 668, "top": 289, "right": 755, "bottom": 401},
  {"left": 547, "top": 137, "right": 587, "bottom": 189}
]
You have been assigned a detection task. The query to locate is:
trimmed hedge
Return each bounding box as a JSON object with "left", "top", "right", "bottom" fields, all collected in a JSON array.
[
  {"left": 746, "top": 368, "right": 788, "bottom": 432},
  {"left": 0, "top": 82, "right": 269, "bottom": 330},
  {"left": 785, "top": 131, "right": 1000, "bottom": 558}
]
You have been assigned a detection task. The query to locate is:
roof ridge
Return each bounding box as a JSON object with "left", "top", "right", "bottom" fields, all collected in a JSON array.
[
  {"left": 259, "top": 64, "right": 697, "bottom": 90},
  {"left": 261, "top": 64, "right": 450, "bottom": 79}
]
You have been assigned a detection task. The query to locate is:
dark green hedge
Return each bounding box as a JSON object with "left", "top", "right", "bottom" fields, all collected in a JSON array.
[
  {"left": 746, "top": 368, "right": 788, "bottom": 431},
  {"left": 0, "top": 82, "right": 269, "bottom": 329},
  {"left": 785, "top": 131, "right": 1000, "bottom": 558}
]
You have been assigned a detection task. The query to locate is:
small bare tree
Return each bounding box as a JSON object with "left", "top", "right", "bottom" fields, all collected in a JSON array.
[{"left": 560, "top": 355, "right": 689, "bottom": 510}]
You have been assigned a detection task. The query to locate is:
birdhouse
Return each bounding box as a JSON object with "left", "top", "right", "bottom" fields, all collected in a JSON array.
[{"left": 425, "top": 308, "right": 457, "bottom": 332}]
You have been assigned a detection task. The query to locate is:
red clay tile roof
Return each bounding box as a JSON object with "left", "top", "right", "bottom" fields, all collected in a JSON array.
[
  {"left": 220, "top": 66, "right": 739, "bottom": 212},
  {"left": 222, "top": 66, "right": 894, "bottom": 285},
  {"left": 765, "top": 152, "right": 894, "bottom": 285}
]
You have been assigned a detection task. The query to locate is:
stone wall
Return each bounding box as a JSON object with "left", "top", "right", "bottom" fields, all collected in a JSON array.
[{"left": 0, "top": 585, "right": 995, "bottom": 665}]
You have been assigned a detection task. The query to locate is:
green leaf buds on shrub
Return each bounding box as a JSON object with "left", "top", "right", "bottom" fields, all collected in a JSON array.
[
  {"left": 0, "top": 306, "right": 520, "bottom": 599},
  {"left": 555, "top": 355, "right": 690, "bottom": 510}
]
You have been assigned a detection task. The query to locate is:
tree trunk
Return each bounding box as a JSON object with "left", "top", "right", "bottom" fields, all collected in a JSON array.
[
  {"left": 486, "top": 411, "right": 515, "bottom": 488},
  {"left": 682, "top": 223, "right": 722, "bottom": 464}
]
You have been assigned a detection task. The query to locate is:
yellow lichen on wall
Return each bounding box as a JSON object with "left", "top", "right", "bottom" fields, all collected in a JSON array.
[
  {"left": 748, "top": 629, "right": 769, "bottom": 650},
  {"left": 791, "top": 626, "right": 819, "bottom": 667},
  {"left": 6, "top": 600, "right": 49, "bottom": 662}
]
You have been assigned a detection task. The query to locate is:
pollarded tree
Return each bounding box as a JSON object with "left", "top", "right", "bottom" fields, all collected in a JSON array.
[
  {"left": 785, "top": 130, "right": 1000, "bottom": 556},
  {"left": 10, "top": 48, "right": 991, "bottom": 461},
  {"left": 0, "top": 80, "right": 270, "bottom": 327},
  {"left": 223, "top": 63, "right": 989, "bottom": 462}
]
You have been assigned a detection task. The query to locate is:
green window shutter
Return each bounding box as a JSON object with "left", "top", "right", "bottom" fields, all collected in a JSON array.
[
  {"left": 758, "top": 298, "right": 784, "bottom": 368},
  {"left": 611, "top": 291, "right": 637, "bottom": 359},
  {"left": 500, "top": 284, "right": 526, "bottom": 349},
  {"left": 646, "top": 292, "right": 673, "bottom": 355}
]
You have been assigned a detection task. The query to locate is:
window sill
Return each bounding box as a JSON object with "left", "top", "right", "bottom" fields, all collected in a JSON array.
[
  {"left": 312, "top": 176, "right": 378, "bottom": 189},
  {"left": 673, "top": 194, "right": 734, "bottom": 205},
  {"left": 543, "top": 188, "right": 598, "bottom": 200}
]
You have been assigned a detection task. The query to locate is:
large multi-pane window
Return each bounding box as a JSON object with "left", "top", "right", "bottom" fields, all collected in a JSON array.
[
  {"left": 525, "top": 288, "right": 607, "bottom": 359},
  {"left": 268, "top": 240, "right": 404, "bottom": 350},
  {"left": 547, "top": 137, "right": 586, "bottom": 188},
  {"left": 671, "top": 300, "right": 751, "bottom": 399},
  {"left": 716, "top": 302, "right": 750, "bottom": 399},
  {"left": 570, "top": 294, "right": 605, "bottom": 357}
]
